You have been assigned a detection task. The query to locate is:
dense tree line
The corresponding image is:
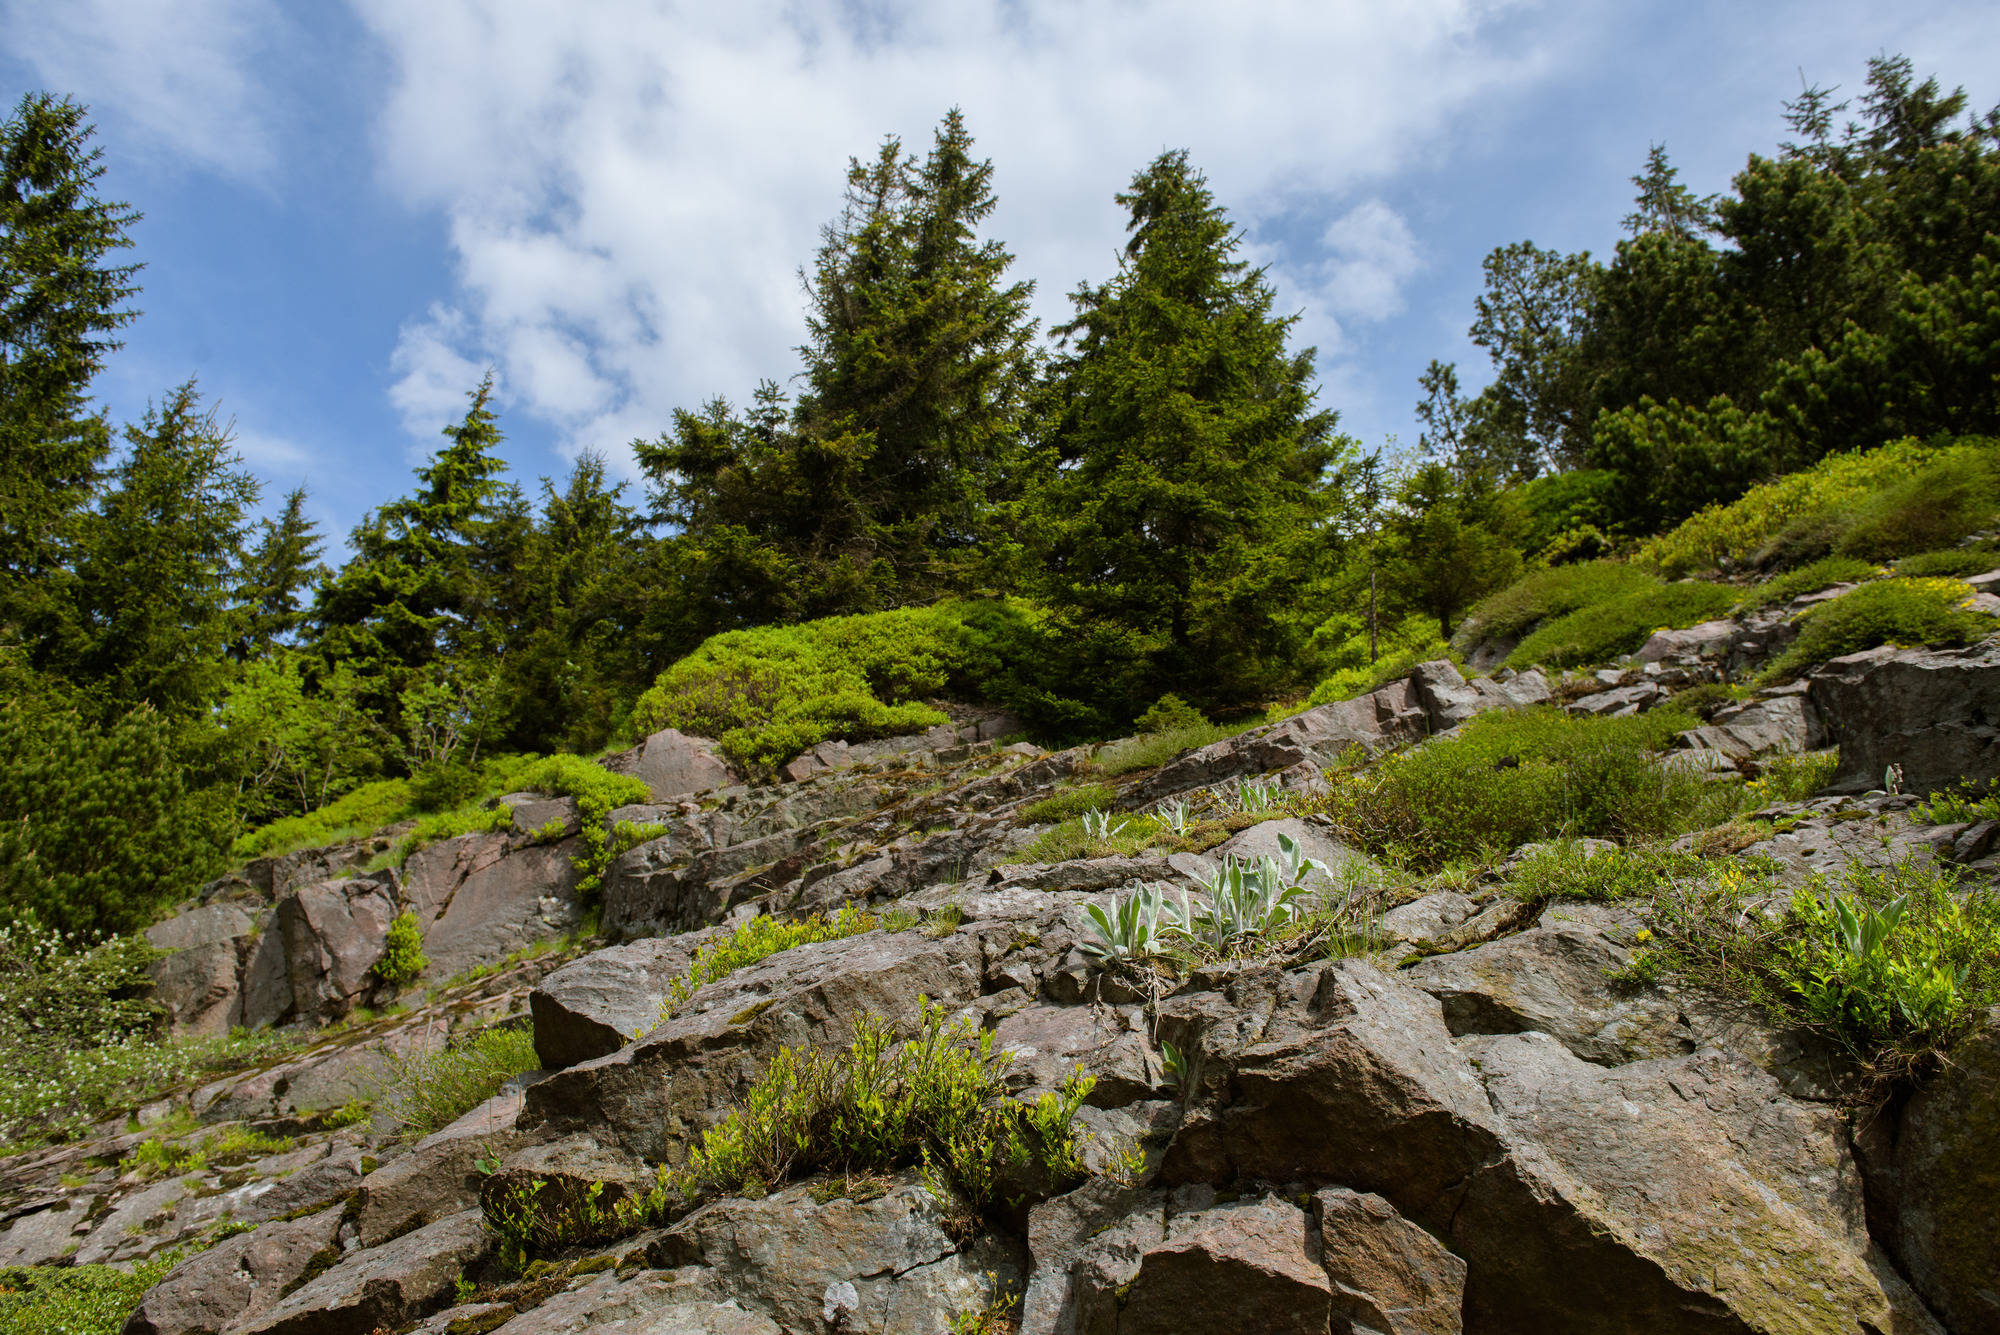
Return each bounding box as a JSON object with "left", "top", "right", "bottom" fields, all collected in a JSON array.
[{"left": 2, "top": 56, "right": 1994, "bottom": 933}]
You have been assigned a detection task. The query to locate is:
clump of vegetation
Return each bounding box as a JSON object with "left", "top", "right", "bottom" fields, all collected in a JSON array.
[
  {"left": 1895, "top": 543, "right": 2000, "bottom": 578},
  {"left": 1017, "top": 812, "right": 1162, "bottom": 863},
  {"left": 1744, "top": 749, "right": 1841, "bottom": 804},
  {"left": 1307, "top": 613, "right": 1454, "bottom": 706},
  {"left": 1762, "top": 577, "right": 1996, "bottom": 681},
  {"left": 381, "top": 1025, "right": 540, "bottom": 1139},
  {"left": 1454, "top": 560, "right": 1659, "bottom": 648},
  {"left": 629, "top": 604, "right": 979, "bottom": 768},
  {"left": 1020, "top": 784, "right": 1117, "bottom": 824},
  {"left": 1507, "top": 841, "right": 1705, "bottom": 902},
  {"left": 121, "top": 1124, "right": 293, "bottom": 1180},
  {"left": 1313, "top": 706, "right": 1726, "bottom": 869},
  {"left": 1832, "top": 448, "right": 2000, "bottom": 562},
  {"left": 0, "top": 1248, "right": 189, "bottom": 1335},
  {"left": 1504, "top": 581, "right": 1738, "bottom": 671},
  {"left": 1732, "top": 556, "right": 1876, "bottom": 613},
  {"left": 1912, "top": 785, "right": 2000, "bottom": 824},
  {"left": 674, "top": 999, "right": 1092, "bottom": 1212},
  {"left": 371, "top": 910, "right": 429, "bottom": 986},
  {"left": 1637, "top": 858, "right": 2000, "bottom": 1079},
  {"left": 1634, "top": 436, "right": 1947, "bottom": 578},
  {"left": 663, "top": 906, "right": 885, "bottom": 1015}
]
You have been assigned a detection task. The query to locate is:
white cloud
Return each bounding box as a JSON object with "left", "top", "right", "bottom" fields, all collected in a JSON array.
[
  {"left": 0, "top": 0, "right": 280, "bottom": 179},
  {"left": 351, "top": 0, "right": 1555, "bottom": 471}
]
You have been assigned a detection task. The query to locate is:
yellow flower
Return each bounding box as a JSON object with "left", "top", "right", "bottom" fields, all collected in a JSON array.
[{"left": 1635, "top": 928, "right": 1652, "bottom": 943}]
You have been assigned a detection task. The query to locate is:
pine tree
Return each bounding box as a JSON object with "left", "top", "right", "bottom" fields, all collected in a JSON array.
[
  {"left": 0, "top": 93, "right": 142, "bottom": 645},
  {"left": 1032, "top": 149, "right": 1341, "bottom": 706},
  {"left": 236, "top": 486, "right": 326, "bottom": 656},
  {"left": 312, "top": 375, "right": 511, "bottom": 689},
  {"left": 638, "top": 110, "right": 1035, "bottom": 617},
  {"left": 69, "top": 380, "right": 258, "bottom": 720}
]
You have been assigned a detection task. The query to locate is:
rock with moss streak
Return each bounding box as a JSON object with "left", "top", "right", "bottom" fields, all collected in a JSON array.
[{"left": 1809, "top": 640, "right": 2000, "bottom": 794}]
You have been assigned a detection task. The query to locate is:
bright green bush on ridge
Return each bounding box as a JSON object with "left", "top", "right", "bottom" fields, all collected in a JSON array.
[
  {"left": 1763, "top": 577, "right": 1997, "bottom": 680},
  {"left": 1504, "top": 581, "right": 1737, "bottom": 671}
]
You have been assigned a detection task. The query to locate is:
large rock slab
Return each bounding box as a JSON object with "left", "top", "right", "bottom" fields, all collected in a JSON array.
[
  {"left": 402, "top": 833, "right": 582, "bottom": 982},
  {"left": 1878, "top": 1008, "right": 2000, "bottom": 1333},
  {"left": 276, "top": 876, "right": 398, "bottom": 1020},
  {"left": 1069, "top": 1192, "right": 1333, "bottom": 1335},
  {"left": 1809, "top": 641, "right": 2000, "bottom": 793},
  {"left": 125, "top": 1203, "right": 345, "bottom": 1335},
  {"left": 353, "top": 1086, "right": 534, "bottom": 1247},
  {"left": 1315, "top": 1187, "right": 1465, "bottom": 1335},
  {"left": 656, "top": 1175, "right": 1019, "bottom": 1335},
  {"left": 604, "top": 727, "right": 738, "bottom": 800},
  {"left": 1410, "top": 660, "right": 1549, "bottom": 731},
  {"left": 1678, "top": 691, "right": 1812, "bottom": 761},
  {"left": 236, "top": 1207, "right": 490, "bottom": 1335},
  {"left": 1130, "top": 680, "right": 1429, "bottom": 801},
  {"left": 145, "top": 903, "right": 257, "bottom": 1034},
  {"left": 530, "top": 933, "right": 716, "bottom": 1069},
  {"left": 520, "top": 929, "right": 984, "bottom": 1162}
]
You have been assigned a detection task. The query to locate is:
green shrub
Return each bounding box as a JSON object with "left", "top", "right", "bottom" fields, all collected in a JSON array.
[
  {"left": 1895, "top": 543, "right": 2000, "bottom": 578},
  {"left": 1017, "top": 813, "right": 1162, "bottom": 863},
  {"left": 0, "top": 1249, "right": 188, "bottom": 1335},
  {"left": 0, "top": 925, "right": 304, "bottom": 1147},
  {"left": 506, "top": 755, "right": 652, "bottom": 897},
  {"left": 1763, "top": 577, "right": 1996, "bottom": 680},
  {"left": 1092, "top": 723, "right": 1236, "bottom": 778},
  {"left": 1746, "top": 749, "right": 1841, "bottom": 804},
  {"left": 1020, "top": 784, "right": 1118, "bottom": 825},
  {"left": 1733, "top": 556, "right": 1876, "bottom": 613},
  {"left": 664, "top": 906, "right": 884, "bottom": 1015},
  {"left": 1134, "top": 694, "right": 1206, "bottom": 734},
  {"left": 1508, "top": 842, "right": 1705, "bottom": 902},
  {"left": 1454, "top": 560, "right": 1658, "bottom": 649},
  {"left": 372, "top": 911, "right": 429, "bottom": 986},
  {"left": 631, "top": 604, "right": 981, "bottom": 768},
  {"left": 1835, "top": 448, "right": 2000, "bottom": 562},
  {"left": 1912, "top": 785, "right": 2000, "bottom": 824},
  {"left": 1635, "top": 435, "right": 1947, "bottom": 578},
  {"left": 1504, "top": 581, "right": 1738, "bottom": 671},
  {"left": 0, "top": 701, "right": 226, "bottom": 935},
  {"left": 1666, "top": 683, "right": 1736, "bottom": 720},
  {"left": 234, "top": 776, "right": 416, "bottom": 861},
  {"left": 673, "top": 999, "right": 1091, "bottom": 1212},
  {"left": 1307, "top": 613, "right": 1458, "bottom": 706},
  {"left": 382, "top": 1025, "right": 540, "bottom": 1139},
  {"left": 1314, "top": 707, "right": 1727, "bottom": 869}
]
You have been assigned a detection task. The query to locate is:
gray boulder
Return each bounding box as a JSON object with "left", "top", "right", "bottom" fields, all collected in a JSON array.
[
  {"left": 353, "top": 1086, "right": 533, "bottom": 1247},
  {"left": 145, "top": 903, "right": 256, "bottom": 1034},
  {"left": 124, "top": 1203, "right": 346, "bottom": 1335},
  {"left": 531, "top": 933, "right": 717, "bottom": 1069},
  {"left": 604, "top": 727, "right": 738, "bottom": 800},
  {"left": 1315, "top": 1187, "right": 1465, "bottom": 1335},
  {"left": 235, "top": 1208, "right": 490, "bottom": 1335},
  {"left": 1809, "top": 640, "right": 2000, "bottom": 793},
  {"left": 276, "top": 876, "right": 398, "bottom": 1020},
  {"left": 402, "top": 833, "right": 582, "bottom": 982}
]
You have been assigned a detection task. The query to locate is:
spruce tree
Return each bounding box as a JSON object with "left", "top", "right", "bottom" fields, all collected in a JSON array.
[
  {"left": 0, "top": 93, "right": 142, "bottom": 646},
  {"left": 236, "top": 486, "right": 326, "bottom": 656},
  {"left": 1032, "top": 149, "right": 1340, "bottom": 706}
]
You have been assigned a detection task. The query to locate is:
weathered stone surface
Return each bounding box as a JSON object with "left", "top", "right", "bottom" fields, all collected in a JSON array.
[
  {"left": 1455, "top": 1032, "right": 1939, "bottom": 1335},
  {"left": 469, "top": 1269, "right": 778, "bottom": 1335},
  {"left": 277, "top": 876, "right": 398, "bottom": 1020},
  {"left": 1132, "top": 680, "right": 1428, "bottom": 801},
  {"left": 1679, "top": 691, "right": 1813, "bottom": 761},
  {"left": 1411, "top": 659, "right": 1549, "bottom": 730},
  {"left": 498, "top": 793, "right": 579, "bottom": 838},
  {"left": 522, "top": 930, "right": 983, "bottom": 1162},
  {"left": 1315, "top": 1187, "right": 1465, "bottom": 1335},
  {"left": 354, "top": 1087, "right": 531, "bottom": 1247},
  {"left": 146, "top": 903, "right": 256, "bottom": 1034},
  {"left": 1879, "top": 1007, "right": 2000, "bottom": 1333},
  {"left": 1566, "top": 681, "right": 1665, "bottom": 717},
  {"left": 992, "top": 1003, "right": 1159, "bottom": 1106},
  {"left": 1211, "top": 817, "right": 1375, "bottom": 886},
  {"left": 1378, "top": 891, "right": 1477, "bottom": 950},
  {"left": 603, "top": 727, "right": 738, "bottom": 800},
  {"left": 1810, "top": 640, "right": 2000, "bottom": 793},
  {"left": 531, "top": 934, "right": 715, "bottom": 1069},
  {"left": 124, "top": 1203, "right": 345, "bottom": 1335},
  {"left": 74, "top": 1176, "right": 193, "bottom": 1265},
  {"left": 657, "top": 1175, "right": 1019, "bottom": 1335},
  {"left": 1072, "top": 1193, "right": 1332, "bottom": 1335},
  {"left": 237, "top": 1207, "right": 490, "bottom": 1335},
  {"left": 406, "top": 834, "right": 582, "bottom": 983},
  {"left": 1402, "top": 902, "right": 1692, "bottom": 1065},
  {"left": 1635, "top": 618, "right": 1739, "bottom": 663},
  {"left": 0, "top": 1195, "right": 89, "bottom": 1266}
]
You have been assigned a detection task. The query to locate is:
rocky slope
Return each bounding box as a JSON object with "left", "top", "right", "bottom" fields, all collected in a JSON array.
[{"left": 7, "top": 619, "right": 2000, "bottom": 1335}]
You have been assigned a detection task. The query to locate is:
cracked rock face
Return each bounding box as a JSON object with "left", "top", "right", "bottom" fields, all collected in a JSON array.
[{"left": 65, "top": 675, "right": 2000, "bottom": 1335}]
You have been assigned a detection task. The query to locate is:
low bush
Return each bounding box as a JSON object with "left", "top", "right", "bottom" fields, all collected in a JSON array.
[
  {"left": 1454, "top": 560, "right": 1659, "bottom": 649},
  {"left": 1635, "top": 435, "right": 1946, "bottom": 578},
  {"left": 1638, "top": 857, "right": 2000, "bottom": 1077},
  {"left": 1745, "top": 749, "right": 1841, "bottom": 804},
  {"left": 382, "top": 1025, "right": 540, "bottom": 1139},
  {"left": 1313, "top": 706, "right": 1728, "bottom": 869},
  {"left": 1913, "top": 785, "right": 2000, "bottom": 824},
  {"left": 1666, "top": 682, "right": 1737, "bottom": 719},
  {"left": 1835, "top": 448, "right": 2000, "bottom": 562},
  {"left": 0, "top": 1249, "right": 188, "bottom": 1335},
  {"left": 1732, "top": 556, "right": 1876, "bottom": 613},
  {"left": 1895, "top": 542, "right": 2000, "bottom": 578},
  {"left": 1307, "top": 613, "right": 1454, "bottom": 706},
  {"left": 1504, "top": 581, "right": 1738, "bottom": 671},
  {"left": 234, "top": 776, "right": 416, "bottom": 861},
  {"left": 1507, "top": 842, "right": 1705, "bottom": 902},
  {"left": 372, "top": 911, "right": 429, "bottom": 986},
  {"left": 1763, "top": 577, "right": 1996, "bottom": 681},
  {"left": 1134, "top": 694, "right": 1206, "bottom": 733},
  {"left": 664, "top": 906, "right": 884, "bottom": 1015},
  {"left": 0, "top": 923, "right": 304, "bottom": 1147},
  {"left": 1092, "top": 722, "right": 1235, "bottom": 778},
  {"left": 1017, "top": 813, "right": 1162, "bottom": 863},
  {"left": 1020, "top": 784, "right": 1117, "bottom": 825},
  {"left": 673, "top": 999, "right": 1092, "bottom": 1212}
]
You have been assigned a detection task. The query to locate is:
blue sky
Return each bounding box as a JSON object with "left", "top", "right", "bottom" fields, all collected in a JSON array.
[{"left": 4, "top": 0, "right": 1997, "bottom": 548}]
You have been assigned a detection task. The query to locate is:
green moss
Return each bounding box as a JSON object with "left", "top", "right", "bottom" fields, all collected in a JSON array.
[
  {"left": 1895, "top": 542, "right": 2000, "bottom": 578},
  {"left": 0, "top": 1250, "right": 191, "bottom": 1335}
]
